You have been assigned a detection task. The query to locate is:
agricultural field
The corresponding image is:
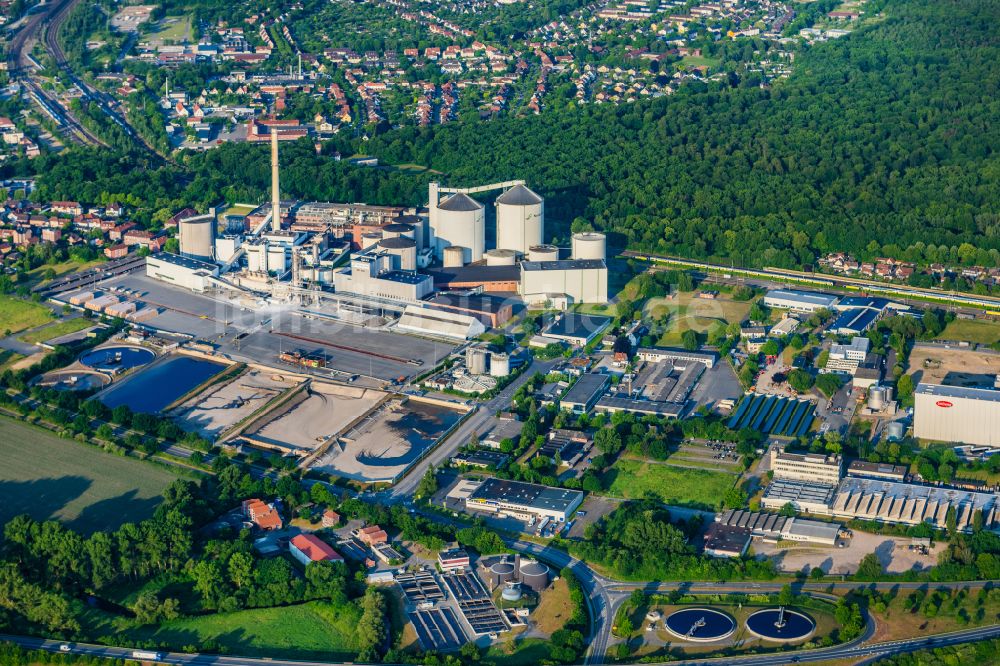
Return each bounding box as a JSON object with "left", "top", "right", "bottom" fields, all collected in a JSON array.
[
  {"left": 114, "top": 601, "right": 361, "bottom": 660},
  {"left": 644, "top": 292, "right": 750, "bottom": 346},
  {"left": 18, "top": 317, "right": 93, "bottom": 344},
  {"left": 601, "top": 458, "right": 738, "bottom": 510},
  {"left": 0, "top": 295, "right": 52, "bottom": 335},
  {"left": 934, "top": 318, "right": 1000, "bottom": 345},
  {"left": 0, "top": 418, "right": 179, "bottom": 534}
]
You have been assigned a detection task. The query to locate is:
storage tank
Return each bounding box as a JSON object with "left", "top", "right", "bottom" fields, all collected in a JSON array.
[
  {"left": 179, "top": 214, "right": 216, "bottom": 262},
  {"left": 528, "top": 244, "right": 559, "bottom": 262},
  {"left": 443, "top": 245, "right": 466, "bottom": 268},
  {"left": 868, "top": 385, "right": 889, "bottom": 410},
  {"left": 466, "top": 346, "right": 489, "bottom": 375},
  {"left": 501, "top": 582, "right": 523, "bottom": 602},
  {"left": 489, "top": 560, "right": 516, "bottom": 588},
  {"left": 396, "top": 214, "right": 426, "bottom": 249},
  {"left": 518, "top": 560, "right": 549, "bottom": 592},
  {"left": 380, "top": 236, "right": 417, "bottom": 271},
  {"left": 496, "top": 184, "right": 544, "bottom": 255},
  {"left": 361, "top": 232, "right": 382, "bottom": 249},
  {"left": 490, "top": 352, "right": 511, "bottom": 378},
  {"left": 886, "top": 421, "right": 905, "bottom": 441},
  {"left": 485, "top": 249, "right": 517, "bottom": 266},
  {"left": 382, "top": 222, "right": 416, "bottom": 241},
  {"left": 434, "top": 193, "right": 485, "bottom": 264},
  {"left": 572, "top": 232, "right": 606, "bottom": 260}
]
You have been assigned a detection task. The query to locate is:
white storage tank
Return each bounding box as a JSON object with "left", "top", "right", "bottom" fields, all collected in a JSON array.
[
  {"left": 443, "top": 245, "right": 466, "bottom": 268},
  {"left": 496, "top": 184, "right": 544, "bottom": 255},
  {"left": 379, "top": 236, "right": 417, "bottom": 271},
  {"left": 528, "top": 244, "right": 560, "bottom": 262},
  {"left": 572, "top": 232, "right": 606, "bottom": 261},
  {"left": 886, "top": 421, "right": 905, "bottom": 441},
  {"left": 434, "top": 193, "right": 485, "bottom": 264},
  {"left": 501, "top": 582, "right": 523, "bottom": 602},
  {"left": 396, "top": 214, "right": 426, "bottom": 250},
  {"left": 490, "top": 352, "right": 511, "bottom": 377},
  {"left": 868, "top": 385, "right": 891, "bottom": 410},
  {"left": 179, "top": 214, "right": 216, "bottom": 262},
  {"left": 361, "top": 232, "right": 382, "bottom": 249},
  {"left": 382, "top": 222, "right": 416, "bottom": 241},
  {"left": 466, "top": 346, "right": 489, "bottom": 375},
  {"left": 485, "top": 249, "right": 517, "bottom": 266}
]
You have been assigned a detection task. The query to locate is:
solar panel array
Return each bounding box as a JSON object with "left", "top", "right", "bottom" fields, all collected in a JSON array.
[{"left": 727, "top": 394, "right": 816, "bottom": 436}]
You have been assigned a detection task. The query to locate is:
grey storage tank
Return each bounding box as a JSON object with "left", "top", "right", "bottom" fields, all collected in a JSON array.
[
  {"left": 490, "top": 352, "right": 511, "bottom": 377},
  {"left": 518, "top": 559, "right": 550, "bottom": 592},
  {"left": 380, "top": 236, "right": 418, "bottom": 271},
  {"left": 382, "top": 222, "right": 416, "bottom": 241},
  {"left": 485, "top": 248, "right": 518, "bottom": 266},
  {"left": 443, "top": 245, "right": 466, "bottom": 268},
  {"left": 466, "top": 346, "right": 489, "bottom": 375},
  {"left": 178, "top": 214, "right": 216, "bottom": 262},
  {"left": 496, "top": 184, "right": 544, "bottom": 255},
  {"left": 489, "top": 560, "right": 517, "bottom": 588}
]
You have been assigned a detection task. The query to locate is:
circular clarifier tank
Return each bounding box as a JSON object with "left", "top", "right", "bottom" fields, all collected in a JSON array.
[
  {"left": 38, "top": 370, "right": 111, "bottom": 392},
  {"left": 663, "top": 608, "right": 736, "bottom": 642},
  {"left": 79, "top": 346, "right": 155, "bottom": 373},
  {"left": 745, "top": 607, "right": 815, "bottom": 642}
]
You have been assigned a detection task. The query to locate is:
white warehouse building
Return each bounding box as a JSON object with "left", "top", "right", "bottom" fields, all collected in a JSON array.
[
  {"left": 520, "top": 259, "right": 608, "bottom": 306},
  {"left": 914, "top": 383, "right": 1000, "bottom": 447},
  {"left": 763, "top": 289, "right": 840, "bottom": 313},
  {"left": 146, "top": 253, "right": 220, "bottom": 293}
]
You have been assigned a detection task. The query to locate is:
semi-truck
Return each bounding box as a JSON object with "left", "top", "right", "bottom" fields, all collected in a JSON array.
[{"left": 131, "top": 651, "right": 162, "bottom": 662}]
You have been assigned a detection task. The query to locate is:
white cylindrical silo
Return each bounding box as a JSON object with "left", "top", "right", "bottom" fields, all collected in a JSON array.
[
  {"left": 396, "top": 214, "right": 426, "bottom": 250},
  {"left": 528, "top": 244, "right": 559, "bottom": 262},
  {"left": 490, "top": 352, "right": 511, "bottom": 377},
  {"left": 485, "top": 249, "right": 517, "bottom": 266},
  {"left": 572, "top": 232, "right": 606, "bottom": 260},
  {"left": 868, "top": 385, "right": 888, "bottom": 410},
  {"left": 382, "top": 222, "right": 416, "bottom": 241},
  {"left": 466, "top": 346, "right": 488, "bottom": 375},
  {"left": 380, "top": 236, "right": 417, "bottom": 271},
  {"left": 435, "top": 193, "right": 485, "bottom": 264},
  {"left": 179, "top": 214, "right": 216, "bottom": 262},
  {"left": 496, "top": 184, "right": 544, "bottom": 255},
  {"left": 443, "top": 245, "right": 466, "bottom": 268},
  {"left": 361, "top": 232, "right": 382, "bottom": 248}
]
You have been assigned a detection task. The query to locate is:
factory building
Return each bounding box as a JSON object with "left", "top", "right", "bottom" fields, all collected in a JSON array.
[
  {"left": 426, "top": 265, "right": 521, "bottom": 292},
  {"left": 495, "top": 184, "right": 544, "bottom": 255},
  {"left": 146, "top": 253, "right": 220, "bottom": 292},
  {"left": 464, "top": 478, "right": 584, "bottom": 522},
  {"left": 636, "top": 347, "right": 718, "bottom": 369},
  {"left": 770, "top": 449, "right": 844, "bottom": 485},
  {"left": 914, "top": 383, "right": 1000, "bottom": 448},
  {"left": 559, "top": 373, "right": 611, "bottom": 413},
  {"left": 763, "top": 289, "right": 839, "bottom": 313},
  {"left": 715, "top": 509, "right": 842, "bottom": 546},
  {"left": 847, "top": 460, "right": 908, "bottom": 483},
  {"left": 425, "top": 293, "right": 515, "bottom": 328},
  {"left": 334, "top": 249, "right": 433, "bottom": 302},
  {"left": 396, "top": 305, "right": 486, "bottom": 340},
  {"left": 831, "top": 477, "right": 1000, "bottom": 532},
  {"left": 520, "top": 259, "right": 608, "bottom": 306},
  {"left": 761, "top": 479, "right": 838, "bottom": 515}
]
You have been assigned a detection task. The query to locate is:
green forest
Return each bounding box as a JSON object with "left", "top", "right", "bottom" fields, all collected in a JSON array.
[{"left": 4, "top": 0, "right": 998, "bottom": 270}]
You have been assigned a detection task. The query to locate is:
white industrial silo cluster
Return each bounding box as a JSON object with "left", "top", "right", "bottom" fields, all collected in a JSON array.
[
  {"left": 495, "top": 184, "right": 544, "bottom": 255},
  {"left": 432, "top": 191, "right": 486, "bottom": 265}
]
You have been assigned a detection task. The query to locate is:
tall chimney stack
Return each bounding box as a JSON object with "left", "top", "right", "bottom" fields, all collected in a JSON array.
[{"left": 270, "top": 128, "right": 280, "bottom": 232}]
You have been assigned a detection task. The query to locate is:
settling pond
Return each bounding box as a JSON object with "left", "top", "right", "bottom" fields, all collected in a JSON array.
[
  {"left": 99, "top": 355, "right": 225, "bottom": 413},
  {"left": 80, "top": 346, "right": 155, "bottom": 373}
]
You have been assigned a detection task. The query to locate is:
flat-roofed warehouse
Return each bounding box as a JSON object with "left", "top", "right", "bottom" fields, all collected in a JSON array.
[
  {"left": 560, "top": 373, "right": 611, "bottom": 414},
  {"left": 761, "top": 479, "right": 837, "bottom": 514},
  {"left": 146, "top": 252, "right": 220, "bottom": 292},
  {"left": 831, "top": 477, "right": 1000, "bottom": 532},
  {"left": 465, "top": 478, "right": 584, "bottom": 522},
  {"left": 763, "top": 289, "right": 839, "bottom": 313},
  {"left": 716, "top": 509, "right": 841, "bottom": 546},
  {"left": 520, "top": 259, "right": 608, "bottom": 305},
  {"left": 914, "top": 383, "right": 1000, "bottom": 447}
]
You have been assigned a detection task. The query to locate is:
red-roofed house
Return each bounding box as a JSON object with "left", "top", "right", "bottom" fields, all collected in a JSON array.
[
  {"left": 322, "top": 509, "right": 341, "bottom": 528},
  {"left": 355, "top": 525, "right": 388, "bottom": 546},
  {"left": 243, "top": 498, "right": 283, "bottom": 531},
  {"left": 290, "top": 534, "right": 342, "bottom": 566}
]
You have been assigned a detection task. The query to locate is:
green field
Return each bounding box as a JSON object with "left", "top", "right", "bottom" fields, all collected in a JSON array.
[
  {"left": 146, "top": 15, "right": 192, "bottom": 44},
  {"left": 0, "top": 418, "right": 179, "bottom": 533},
  {"left": 645, "top": 292, "right": 750, "bottom": 346},
  {"left": 115, "top": 602, "right": 361, "bottom": 660},
  {"left": 0, "top": 349, "right": 25, "bottom": 372},
  {"left": 19, "top": 317, "right": 93, "bottom": 344},
  {"left": 601, "top": 458, "right": 738, "bottom": 509},
  {"left": 935, "top": 318, "right": 1000, "bottom": 345},
  {"left": 0, "top": 295, "right": 52, "bottom": 335},
  {"left": 23, "top": 258, "right": 103, "bottom": 288}
]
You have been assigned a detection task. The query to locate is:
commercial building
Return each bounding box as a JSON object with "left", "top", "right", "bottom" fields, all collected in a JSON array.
[
  {"left": 914, "top": 383, "right": 1000, "bottom": 448},
  {"left": 465, "top": 478, "right": 584, "bottom": 522},
  {"left": 716, "top": 509, "right": 842, "bottom": 546},
  {"left": 594, "top": 396, "right": 685, "bottom": 418},
  {"left": 520, "top": 259, "right": 608, "bottom": 306},
  {"left": 543, "top": 313, "right": 611, "bottom": 347},
  {"left": 437, "top": 548, "right": 471, "bottom": 572},
  {"left": 761, "top": 479, "right": 837, "bottom": 514},
  {"left": 451, "top": 450, "right": 509, "bottom": 470},
  {"left": 826, "top": 337, "right": 871, "bottom": 374},
  {"left": 425, "top": 293, "right": 515, "bottom": 328},
  {"left": 242, "top": 498, "right": 283, "bottom": 531},
  {"left": 770, "top": 449, "right": 843, "bottom": 485},
  {"left": 702, "top": 523, "right": 751, "bottom": 558},
  {"left": 831, "top": 477, "right": 1000, "bottom": 531},
  {"left": 146, "top": 252, "right": 220, "bottom": 292},
  {"left": 636, "top": 347, "right": 718, "bottom": 369},
  {"left": 290, "top": 534, "right": 343, "bottom": 566},
  {"left": 763, "top": 289, "right": 839, "bottom": 313},
  {"left": 334, "top": 250, "right": 433, "bottom": 302},
  {"left": 560, "top": 373, "right": 611, "bottom": 414},
  {"left": 829, "top": 308, "right": 881, "bottom": 336}
]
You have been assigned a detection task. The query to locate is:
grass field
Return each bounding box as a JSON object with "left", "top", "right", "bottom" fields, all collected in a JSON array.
[
  {"left": 602, "top": 458, "right": 738, "bottom": 509},
  {"left": 19, "top": 317, "right": 93, "bottom": 344},
  {"left": 0, "top": 417, "right": 179, "bottom": 533},
  {"left": 645, "top": 292, "right": 749, "bottom": 346},
  {"left": 0, "top": 295, "right": 52, "bottom": 335},
  {"left": 935, "top": 318, "right": 1000, "bottom": 345},
  {"left": 485, "top": 637, "right": 552, "bottom": 666},
  {"left": 116, "top": 601, "right": 361, "bottom": 659},
  {"left": 0, "top": 349, "right": 25, "bottom": 372},
  {"left": 679, "top": 54, "right": 721, "bottom": 69},
  {"left": 870, "top": 587, "right": 1000, "bottom": 642},
  {"left": 531, "top": 577, "right": 574, "bottom": 635},
  {"left": 146, "top": 15, "right": 192, "bottom": 44},
  {"left": 23, "top": 258, "right": 103, "bottom": 288}
]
